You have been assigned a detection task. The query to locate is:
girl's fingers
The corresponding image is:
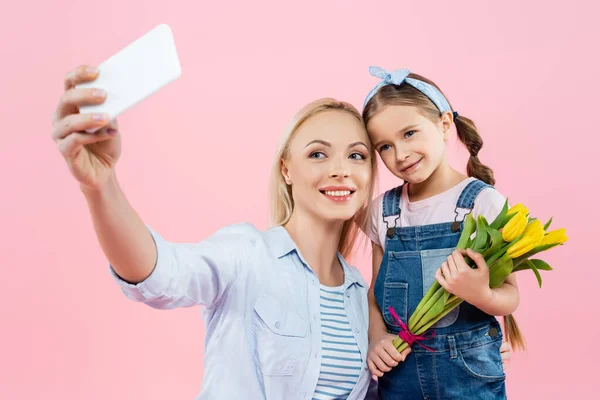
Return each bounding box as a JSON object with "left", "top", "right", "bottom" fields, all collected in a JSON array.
[
  {"left": 372, "top": 355, "right": 392, "bottom": 373},
  {"left": 447, "top": 254, "right": 460, "bottom": 274},
  {"left": 376, "top": 346, "right": 399, "bottom": 367},
  {"left": 367, "top": 359, "right": 384, "bottom": 377},
  {"left": 441, "top": 261, "right": 453, "bottom": 280}
]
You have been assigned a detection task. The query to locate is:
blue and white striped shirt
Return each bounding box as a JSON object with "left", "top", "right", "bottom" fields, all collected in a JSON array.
[{"left": 313, "top": 285, "right": 363, "bottom": 399}]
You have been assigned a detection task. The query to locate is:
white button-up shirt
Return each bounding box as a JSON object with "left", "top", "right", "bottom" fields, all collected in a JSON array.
[{"left": 109, "top": 223, "right": 373, "bottom": 399}]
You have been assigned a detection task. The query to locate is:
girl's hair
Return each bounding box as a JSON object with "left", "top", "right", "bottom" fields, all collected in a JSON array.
[
  {"left": 362, "top": 74, "right": 526, "bottom": 351},
  {"left": 269, "top": 98, "right": 378, "bottom": 261}
]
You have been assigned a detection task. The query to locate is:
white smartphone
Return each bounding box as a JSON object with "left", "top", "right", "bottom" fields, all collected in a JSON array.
[{"left": 77, "top": 23, "right": 182, "bottom": 132}]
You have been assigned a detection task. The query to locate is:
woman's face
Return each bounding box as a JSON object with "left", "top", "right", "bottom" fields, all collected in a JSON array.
[{"left": 282, "top": 110, "right": 373, "bottom": 223}]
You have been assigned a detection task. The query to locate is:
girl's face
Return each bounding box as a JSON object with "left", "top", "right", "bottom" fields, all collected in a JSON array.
[
  {"left": 282, "top": 111, "right": 373, "bottom": 223},
  {"left": 366, "top": 105, "right": 450, "bottom": 184}
]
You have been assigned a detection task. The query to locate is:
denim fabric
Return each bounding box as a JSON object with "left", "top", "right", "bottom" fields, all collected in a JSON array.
[{"left": 373, "top": 179, "right": 507, "bottom": 399}]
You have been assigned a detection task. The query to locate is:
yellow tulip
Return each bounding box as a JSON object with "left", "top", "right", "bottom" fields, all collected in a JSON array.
[
  {"left": 541, "top": 228, "right": 569, "bottom": 246},
  {"left": 507, "top": 204, "right": 529, "bottom": 216},
  {"left": 502, "top": 210, "right": 528, "bottom": 242},
  {"left": 507, "top": 220, "right": 545, "bottom": 258}
]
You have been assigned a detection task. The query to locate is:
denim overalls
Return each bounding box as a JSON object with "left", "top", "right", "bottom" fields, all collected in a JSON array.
[{"left": 374, "top": 179, "right": 507, "bottom": 399}]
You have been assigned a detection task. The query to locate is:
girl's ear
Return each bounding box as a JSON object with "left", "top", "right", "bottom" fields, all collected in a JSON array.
[{"left": 441, "top": 111, "right": 453, "bottom": 141}]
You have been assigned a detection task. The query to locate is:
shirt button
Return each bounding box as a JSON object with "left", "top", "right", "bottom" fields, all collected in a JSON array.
[
  {"left": 354, "top": 328, "right": 360, "bottom": 333},
  {"left": 275, "top": 321, "right": 281, "bottom": 329},
  {"left": 346, "top": 292, "right": 351, "bottom": 298}
]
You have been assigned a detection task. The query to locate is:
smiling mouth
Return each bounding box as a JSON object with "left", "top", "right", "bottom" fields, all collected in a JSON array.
[
  {"left": 319, "top": 188, "right": 356, "bottom": 202},
  {"left": 401, "top": 158, "right": 423, "bottom": 172}
]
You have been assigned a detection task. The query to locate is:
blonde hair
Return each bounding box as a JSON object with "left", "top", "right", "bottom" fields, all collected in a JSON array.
[{"left": 269, "top": 98, "right": 377, "bottom": 261}]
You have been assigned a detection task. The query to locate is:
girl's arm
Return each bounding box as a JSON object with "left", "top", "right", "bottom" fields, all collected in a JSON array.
[{"left": 367, "top": 243, "right": 409, "bottom": 377}]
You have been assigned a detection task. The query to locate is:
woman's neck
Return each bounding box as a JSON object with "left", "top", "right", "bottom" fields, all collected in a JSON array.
[
  {"left": 284, "top": 209, "right": 345, "bottom": 286},
  {"left": 407, "top": 161, "right": 466, "bottom": 202}
]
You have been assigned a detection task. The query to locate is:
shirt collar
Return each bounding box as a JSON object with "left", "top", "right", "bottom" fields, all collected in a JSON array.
[{"left": 265, "top": 225, "right": 365, "bottom": 288}]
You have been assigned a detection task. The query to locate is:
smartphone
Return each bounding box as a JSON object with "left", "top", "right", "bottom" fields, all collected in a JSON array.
[{"left": 76, "top": 23, "right": 182, "bottom": 132}]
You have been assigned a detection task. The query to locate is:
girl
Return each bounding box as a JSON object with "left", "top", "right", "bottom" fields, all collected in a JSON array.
[
  {"left": 362, "top": 67, "right": 521, "bottom": 399},
  {"left": 51, "top": 64, "right": 402, "bottom": 400}
]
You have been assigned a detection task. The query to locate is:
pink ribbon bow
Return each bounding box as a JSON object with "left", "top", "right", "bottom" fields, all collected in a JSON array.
[{"left": 388, "top": 306, "right": 436, "bottom": 352}]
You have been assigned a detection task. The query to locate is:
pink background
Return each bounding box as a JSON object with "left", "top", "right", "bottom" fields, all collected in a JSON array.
[{"left": 1, "top": 0, "right": 597, "bottom": 398}]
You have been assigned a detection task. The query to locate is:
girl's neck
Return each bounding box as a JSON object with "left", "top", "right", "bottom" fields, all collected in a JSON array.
[
  {"left": 284, "top": 209, "right": 345, "bottom": 286},
  {"left": 407, "top": 161, "right": 466, "bottom": 202}
]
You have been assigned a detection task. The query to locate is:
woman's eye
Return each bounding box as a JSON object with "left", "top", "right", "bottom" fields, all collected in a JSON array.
[
  {"left": 349, "top": 152, "right": 366, "bottom": 161},
  {"left": 309, "top": 151, "right": 326, "bottom": 159}
]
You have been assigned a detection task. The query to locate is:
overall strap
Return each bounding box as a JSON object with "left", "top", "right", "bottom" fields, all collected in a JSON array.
[
  {"left": 382, "top": 184, "right": 403, "bottom": 217},
  {"left": 451, "top": 179, "right": 493, "bottom": 231},
  {"left": 382, "top": 184, "right": 404, "bottom": 238},
  {"left": 456, "top": 179, "right": 493, "bottom": 210}
]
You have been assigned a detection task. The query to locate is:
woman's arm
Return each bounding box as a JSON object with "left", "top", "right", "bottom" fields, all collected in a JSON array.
[
  {"left": 83, "top": 174, "right": 254, "bottom": 310},
  {"left": 82, "top": 173, "right": 157, "bottom": 284}
]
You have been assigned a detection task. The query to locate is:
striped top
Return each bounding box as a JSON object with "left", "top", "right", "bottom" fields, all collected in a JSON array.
[{"left": 312, "top": 284, "right": 362, "bottom": 400}]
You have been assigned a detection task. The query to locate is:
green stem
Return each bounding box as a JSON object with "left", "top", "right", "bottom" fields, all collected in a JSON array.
[
  {"left": 392, "top": 296, "right": 464, "bottom": 352},
  {"left": 408, "top": 286, "right": 445, "bottom": 329}
]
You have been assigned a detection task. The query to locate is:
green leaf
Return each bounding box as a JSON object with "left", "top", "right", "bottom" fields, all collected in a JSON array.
[
  {"left": 457, "top": 213, "right": 477, "bottom": 249},
  {"left": 489, "top": 199, "right": 510, "bottom": 230},
  {"left": 489, "top": 254, "right": 514, "bottom": 288},
  {"left": 528, "top": 260, "right": 543, "bottom": 288},
  {"left": 482, "top": 228, "right": 504, "bottom": 260},
  {"left": 514, "top": 259, "right": 553, "bottom": 272},
  {"left": 472, "top": 215, "right": 490, "bottom": 252},
  {"left": 530, "top": 259, "right": 552, "bottom": 271},
  {"left": 544, "top": 217, "right": 553, "bottom": 231},
  {"left": 512, "top": 243, "right": 561, "bottom": 267}
]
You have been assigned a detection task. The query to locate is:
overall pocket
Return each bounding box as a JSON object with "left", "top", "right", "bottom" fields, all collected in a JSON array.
[
  {"left": 458, "top": 339, "right": 506, "bottom": 382},
  {"left": 252, "top": 294, "right": 307, "bottom": 376},
  {"left": 421, "top": 248, "right": 460, "bottom": 328},
  {"left": 380, "top": 251, "right": 417, "bottom": 329}
]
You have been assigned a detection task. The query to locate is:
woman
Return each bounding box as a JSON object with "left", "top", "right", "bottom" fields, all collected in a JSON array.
[{"left": 51, "top": 65, "right": 509, "bottom": 399}]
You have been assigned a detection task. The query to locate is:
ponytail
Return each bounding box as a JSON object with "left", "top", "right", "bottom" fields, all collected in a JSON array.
[
  {"left": 455, "top": 114, "right": 526, "bottom": 351},
  {"left": 454, "top": 114, "right": 495, "bottom": 186},
  {"left": 503, "top": 314, "right": 526, "bottom": 351}
]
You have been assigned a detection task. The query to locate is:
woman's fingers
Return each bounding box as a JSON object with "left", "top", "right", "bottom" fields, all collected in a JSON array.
[
  {"left": 56, "top": 128, "right": 118, "bottom": 159},
  {"left": 54, "top": 87, "right": 107, "bottom": 122},
  {"left": 64, "top": 64, "right": 99, "bottom": 90},
  {"left": 52, "top": 112, "right": 110, "bottom": 141}
]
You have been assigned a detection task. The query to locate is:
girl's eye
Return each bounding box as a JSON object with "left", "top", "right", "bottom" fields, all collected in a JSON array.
[
  {"left": 349, "top": 152, "right": 366, "bottom": 161},
  {"left": 379, "top": 144, "right": 392, "bottom": 152},
  {"left": 405, "top": 130, "right": 416, "bottom": 138},
  {"left": 309, "top": 151, "right": 326, "bottom": 159}
]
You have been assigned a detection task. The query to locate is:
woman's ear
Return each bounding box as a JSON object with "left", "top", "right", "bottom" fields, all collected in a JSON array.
[{"left": 281, "top": 160, "right": 292, "bottom": 185}]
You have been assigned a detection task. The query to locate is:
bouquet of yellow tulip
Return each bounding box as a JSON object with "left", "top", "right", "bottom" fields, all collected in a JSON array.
[{"left": 391, "top": 202, "right": 568, "bottom": 354}]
